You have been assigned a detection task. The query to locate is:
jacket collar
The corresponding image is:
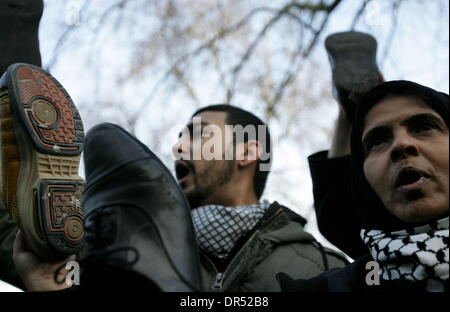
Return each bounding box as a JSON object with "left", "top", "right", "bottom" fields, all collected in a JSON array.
[{"left": 262, "top": 201, "right": 307, "bottom": 226}]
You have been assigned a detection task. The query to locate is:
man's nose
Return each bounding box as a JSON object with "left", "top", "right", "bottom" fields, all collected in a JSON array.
[
  {"left": 172, "top": 139, "right": 182, "bottom": 157},
  {"left": 172, "top": 135, "right": 190, "bottom": 158},
  {"left": 390, "top": 132, "right": 419, "bottom": 162}
]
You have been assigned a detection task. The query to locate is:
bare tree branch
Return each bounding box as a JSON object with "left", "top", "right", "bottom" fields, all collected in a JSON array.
[
  {"left": 173, "top": 65, "right": 201, "bottom": 107},
  {"left": 226, "top": 8, "right": 287, "bottom": 103},
  {"left": 350, "top": 0, "right": 370, "bottom": 30},
  {"left": 46, "top": 0, "right": 91, "bottom": 70},
  {"left": 270, "top": 2, "right": 339, "bottom": 116},
  {"left": 127, "top": 0, "right": 344, "bottom": 130},
  {"left": 127, "top": 5, "right": 293, "bottom": 130},
  {"left": 380, "top": 0, "right": 403, "bottom": 67}
]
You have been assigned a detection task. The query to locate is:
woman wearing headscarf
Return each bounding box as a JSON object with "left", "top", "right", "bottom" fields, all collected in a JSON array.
[{"left": 277, "top": 80, "right": 449, "bottom": 292}]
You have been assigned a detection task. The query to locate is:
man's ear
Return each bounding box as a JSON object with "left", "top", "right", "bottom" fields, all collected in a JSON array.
[{"left": 237, "top": 140, "right": 261, "bottom": 168}]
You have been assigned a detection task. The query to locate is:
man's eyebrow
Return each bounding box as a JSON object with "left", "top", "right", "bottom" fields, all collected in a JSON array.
[{"left": 184, "top": 121, "right": 210, "bottom": 129}]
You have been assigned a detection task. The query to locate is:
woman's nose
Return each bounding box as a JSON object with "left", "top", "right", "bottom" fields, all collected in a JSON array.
[{"left": 390, "top": 132, "right": 419, "bottom": 162}]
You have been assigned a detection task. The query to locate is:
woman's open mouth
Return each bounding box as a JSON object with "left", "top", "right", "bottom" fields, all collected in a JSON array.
[{"left": 394, "top": 167, "right": 430, "bottom": 192}]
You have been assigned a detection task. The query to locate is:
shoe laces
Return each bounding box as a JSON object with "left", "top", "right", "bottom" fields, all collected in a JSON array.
[
  {"left": 55, "top": 205, "right": 201, "bottom": 291},
  {"left": 53, "top": 208, "right": 140, "bottom": 285}
]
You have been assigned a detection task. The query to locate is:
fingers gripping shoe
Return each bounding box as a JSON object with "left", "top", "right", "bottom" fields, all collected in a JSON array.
[
  {"left": 0, "top": 63, "right": 85, "bottom": 260},
  {"left": 325, "top": 31, "right": 383, "bottom": 121},
  {"left": 80, "top": 123, "right": 203, "bottom": 291}
]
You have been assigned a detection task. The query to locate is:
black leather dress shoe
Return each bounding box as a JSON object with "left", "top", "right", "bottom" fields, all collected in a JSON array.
[
  {"left": 79, "top": 123, "right": 203, "bottom": 291},
  {"left": 325, "top": 31, "right": 383, "bottom": 122},
  {"left": 0, "top": 0, "right": 43, "bottom": 75}
]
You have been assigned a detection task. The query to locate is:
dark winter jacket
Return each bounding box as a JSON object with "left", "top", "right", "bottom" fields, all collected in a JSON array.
[
  {"left": 277, "top": 254, "right": 428, "bottom": 292},
  {"left": 308, "top": 151, "right": 368, "bottom": 260}
]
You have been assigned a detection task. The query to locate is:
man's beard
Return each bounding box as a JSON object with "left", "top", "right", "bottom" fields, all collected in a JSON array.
[{"left": 185, "top": 159, "right": 234, "bottom": 209}]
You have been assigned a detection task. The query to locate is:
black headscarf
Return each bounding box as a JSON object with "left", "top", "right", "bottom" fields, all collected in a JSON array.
[{"left": 350, "top": 80, "right": 449, "bottom": 232}]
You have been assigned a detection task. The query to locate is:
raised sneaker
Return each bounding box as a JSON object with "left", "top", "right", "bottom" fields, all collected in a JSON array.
[
  {"left": 0, "top": 63, "right": 85, "bottom": 260},
  {"left": 325, "top": 31, "right": 384, "bottom": 121}
]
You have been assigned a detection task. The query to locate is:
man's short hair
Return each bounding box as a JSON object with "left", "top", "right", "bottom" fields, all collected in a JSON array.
[{"left": 192, "top": 104, "right": 272, "bottom": 199}]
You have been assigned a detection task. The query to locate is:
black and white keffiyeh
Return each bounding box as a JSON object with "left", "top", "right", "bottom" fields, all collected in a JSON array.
[
  {"left": 361, "top": 217, "right": 449, "bottom": 292},
  {"left": 191, "top": 200, "right": 270, "bottom": 260}
]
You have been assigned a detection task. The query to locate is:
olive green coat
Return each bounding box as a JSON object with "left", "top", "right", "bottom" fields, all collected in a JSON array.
[{"left": 199, "top": 202, "right": 348, "bottom": 292}]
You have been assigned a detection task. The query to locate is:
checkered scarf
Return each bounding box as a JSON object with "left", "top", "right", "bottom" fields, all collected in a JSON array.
[
  {"left": 191, "top": 200, "right": 270, "bottom": 260},
  {"left": 361, "top": 217, "right": 449, "bottom": 292}
]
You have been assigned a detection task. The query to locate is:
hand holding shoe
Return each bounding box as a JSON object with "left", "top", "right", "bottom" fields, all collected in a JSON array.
[{"left": 13, "top": 231, "right": 74, "bottom": 291}]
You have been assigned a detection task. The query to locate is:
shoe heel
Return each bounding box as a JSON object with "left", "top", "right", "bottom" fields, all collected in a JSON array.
[
  {"left": 37, "top": 180, "right": 84, "bottom": 256},
  {"left": 7, "top": 63, "right": 84, "bottom": 155}
]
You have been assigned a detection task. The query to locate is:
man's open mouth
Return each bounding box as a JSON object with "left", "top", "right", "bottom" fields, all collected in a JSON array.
[
  {"left": 394, "top": 167, "right": 430, "bottom": 191},
  {"left": 175, "top": 160, "right": 191, "bottom": 182}
]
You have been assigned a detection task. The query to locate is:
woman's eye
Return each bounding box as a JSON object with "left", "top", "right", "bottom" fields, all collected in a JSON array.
[
  {"left": 370, "top": 138, "right": 386, "bottom": 149},
  {"left": 365, "top": 137, "right": 387, "bottom": 153},
  {"left": 416, "top": 121, "right": 439, "bottom": 133}
]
